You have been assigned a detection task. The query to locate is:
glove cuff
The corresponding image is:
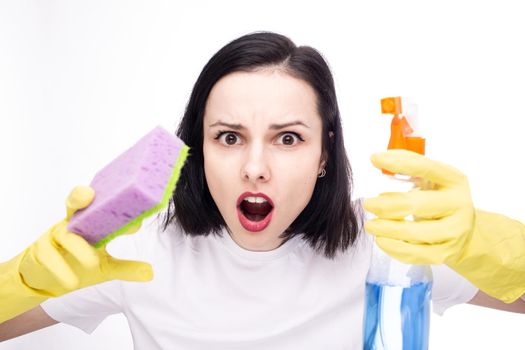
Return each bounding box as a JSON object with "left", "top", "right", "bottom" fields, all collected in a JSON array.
[
  {"left": 0, "top": 251, "right": 50, "bottom": 323},
  {"left": 451, "top": 209, "right": 525, "bottom": 303}
]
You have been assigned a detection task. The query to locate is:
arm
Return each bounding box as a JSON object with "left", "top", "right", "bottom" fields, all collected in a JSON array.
[
  {"left": 469, "top": 291, "right": 525, "bottom": 314},
  {"left": 0, "top": 306, "right": 58, "bottom": 342},
  {"left": 0, "top": 186, "right": 152, "bottom": 323}
]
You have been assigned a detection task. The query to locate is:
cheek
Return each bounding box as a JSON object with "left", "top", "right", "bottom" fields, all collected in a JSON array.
[
  {"left": 203, "top": 146, "right": 241, "bottom": 209},
  {"left": 277, "top": 156, "right": 320, "bottom": 208},
  {"left": 203, "top": 146, "right": 226, "bottom": 200}
]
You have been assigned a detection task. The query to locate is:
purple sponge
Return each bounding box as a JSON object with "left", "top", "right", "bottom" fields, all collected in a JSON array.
[{"left": 67, "top": 126, "right": 189, "bottom": 247}]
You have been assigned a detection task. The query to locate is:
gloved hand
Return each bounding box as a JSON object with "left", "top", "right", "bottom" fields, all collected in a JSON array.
[
  {"left": 0, "top": 186, "right": 153, "bottom": 323},
  {"left": 364, "top": 149, "right": 525, "bottom": 303}
]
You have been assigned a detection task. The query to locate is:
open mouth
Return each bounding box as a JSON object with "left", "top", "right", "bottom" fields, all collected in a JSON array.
[
  {"left": 237, "top": 193, "right": 274, "bottom": 232},
  {"left": 240, "top": 199, "right": 273, "bottom": 221}
]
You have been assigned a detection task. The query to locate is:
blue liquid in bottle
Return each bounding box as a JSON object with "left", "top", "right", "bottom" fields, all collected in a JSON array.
[{"left": 363, "top": 281, "right": 432, "bottom": 350}]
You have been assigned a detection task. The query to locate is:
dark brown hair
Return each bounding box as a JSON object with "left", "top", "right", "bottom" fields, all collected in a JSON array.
[{"left": 162, "top": 31, "right": 361, "bottom": 258}]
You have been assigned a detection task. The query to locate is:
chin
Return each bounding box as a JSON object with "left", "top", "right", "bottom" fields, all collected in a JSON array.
[{"left": 233, "top": 225, "right": 283, "bottom": 251}]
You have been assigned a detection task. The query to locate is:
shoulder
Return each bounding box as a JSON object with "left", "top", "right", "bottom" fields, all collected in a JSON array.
[{"left": 350, "top": 197, "right": 373, "bottom": 253}]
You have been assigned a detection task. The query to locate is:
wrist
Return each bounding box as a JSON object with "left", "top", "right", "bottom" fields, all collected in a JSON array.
[
  {"left": 449, "top": 209, "right": 525, "bottom": 303},
  {"left": 0, "top": 252, "right": 50, "bottom": 323}
]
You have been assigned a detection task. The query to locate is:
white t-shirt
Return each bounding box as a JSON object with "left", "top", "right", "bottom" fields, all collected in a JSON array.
[{"left": 41, "top": 218, "right": 478, "bottom": 350}]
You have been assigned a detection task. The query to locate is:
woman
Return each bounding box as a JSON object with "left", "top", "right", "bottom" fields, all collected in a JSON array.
[{"left": 1, "top": 32, "right": 524, "bottom": 349}]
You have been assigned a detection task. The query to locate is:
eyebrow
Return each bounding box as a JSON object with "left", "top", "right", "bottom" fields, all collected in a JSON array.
[{"left": 209, "top": 120, "right": 310, "bottom": 130}]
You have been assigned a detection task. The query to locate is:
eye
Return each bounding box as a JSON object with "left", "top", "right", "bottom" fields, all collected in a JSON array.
[
  {"left": 213, "top": 130, "right": 304, "bottom": 147},
  {"left": 277, "top": 132, "right": 304, "bottom": 146},
  {"left": 214, "top": 131, "right": 241, "bottom": 145}
]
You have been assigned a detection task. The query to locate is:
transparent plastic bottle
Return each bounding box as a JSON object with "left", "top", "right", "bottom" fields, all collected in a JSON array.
[{"left": 363, "top": 177, "right": 433, "bottom": 350}]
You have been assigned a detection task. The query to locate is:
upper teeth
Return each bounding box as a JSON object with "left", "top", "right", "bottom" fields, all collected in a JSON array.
[{"left": 243, "top": 196, "right": 268, "bottom": 204}]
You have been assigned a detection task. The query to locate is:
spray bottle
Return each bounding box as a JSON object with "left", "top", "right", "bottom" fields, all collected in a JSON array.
[{"left": 362, "top": 97, "right": 433, "bottom": 350}]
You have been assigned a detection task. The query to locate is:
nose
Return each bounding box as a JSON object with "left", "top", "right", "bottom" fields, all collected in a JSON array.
[{"left": 241, "top": 142, "right": 271, "bottom": 183}]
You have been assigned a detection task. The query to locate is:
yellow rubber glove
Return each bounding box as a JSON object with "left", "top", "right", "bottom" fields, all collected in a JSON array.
[
  {"left": 0, "top": 186, "right": 153, "bottom": 323},
  {"left": 364, "top": 149, "right": 525, "bottom": 303}
]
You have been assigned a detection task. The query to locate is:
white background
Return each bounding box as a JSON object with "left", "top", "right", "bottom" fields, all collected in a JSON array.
[{"left": 1, "top": 0, "right": 524, "bottom": 349}]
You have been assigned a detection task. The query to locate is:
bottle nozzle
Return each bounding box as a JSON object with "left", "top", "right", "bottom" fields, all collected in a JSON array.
[
  {"left": 380, "top": 97, "right": 426, "bottom": 175},
  {"left": 381, "top": 96, "right": 403, "bottom": 116},
  {"left": 380, "top": 96, "right": 425, "bottom": 156}
]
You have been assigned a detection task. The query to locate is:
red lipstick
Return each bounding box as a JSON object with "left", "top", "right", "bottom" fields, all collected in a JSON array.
[{"left": 236, "top": 192, "right": 274, "bottom": 232}]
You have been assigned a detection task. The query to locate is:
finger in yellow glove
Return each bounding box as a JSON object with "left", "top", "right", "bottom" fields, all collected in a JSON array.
[
  {"left": 0, "top": 186, "right": 153, "bottom": 323},
  {"left": 364, "top": 149, "right": 525, "bottom": 303}
]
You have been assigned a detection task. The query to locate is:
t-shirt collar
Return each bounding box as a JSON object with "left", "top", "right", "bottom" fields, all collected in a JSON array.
[{"left": 218, "top": 226, "right": 303, "bottom": 262}]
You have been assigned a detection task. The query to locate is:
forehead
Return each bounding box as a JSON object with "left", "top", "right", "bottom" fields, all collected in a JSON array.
[{"left": 204, "top": 69, "right": 321, "bottom": 126}]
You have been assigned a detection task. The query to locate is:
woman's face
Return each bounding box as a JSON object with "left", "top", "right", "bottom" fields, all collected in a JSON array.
[{"left": 203, "top": 68, "right": 325, "bottom": 251}]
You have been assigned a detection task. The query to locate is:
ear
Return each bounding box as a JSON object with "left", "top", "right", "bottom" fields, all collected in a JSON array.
[
  {"left": 319, "top": 131, "right": 334, "bottom": 171},
  {"left": 319, "top": 159, "right": 326, "bottom": 169}
]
